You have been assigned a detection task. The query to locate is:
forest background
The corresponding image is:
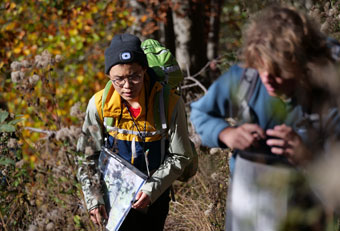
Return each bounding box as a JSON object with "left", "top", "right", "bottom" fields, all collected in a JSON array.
[{"left": 1, "top": 0, "right": 340, "bottom": 230}]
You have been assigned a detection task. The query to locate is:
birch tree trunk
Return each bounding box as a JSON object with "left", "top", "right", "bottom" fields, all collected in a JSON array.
[
  {"left": 128, "top": 0, "right": 161, "bottom": 41},
  {"left": 172, "top": 0, "right": 208, "bottom": 75},
  {"left": 128, "top": 0, "right": 147, "bottom": 40},
  {"left": 172, "top": 0, "right": 192, "bottom": 72}
]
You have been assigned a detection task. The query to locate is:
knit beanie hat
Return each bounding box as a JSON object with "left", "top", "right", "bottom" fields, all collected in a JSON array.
[{"left": 104, "top": 33, "right": 148, "bottom": 74}]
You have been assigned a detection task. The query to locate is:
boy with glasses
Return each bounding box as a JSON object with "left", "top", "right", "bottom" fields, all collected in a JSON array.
[{"left": 77, "top": 33, "right": 193, "bottom": 230}]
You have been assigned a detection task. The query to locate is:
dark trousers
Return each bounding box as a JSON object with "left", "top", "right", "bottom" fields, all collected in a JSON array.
[{"left": 118, "top": 188, "right": 170, "bottom": 231}]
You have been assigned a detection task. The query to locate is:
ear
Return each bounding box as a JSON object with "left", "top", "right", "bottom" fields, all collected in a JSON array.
[{"left": 141, "top": 66, "right": 147, "bottom": 77}]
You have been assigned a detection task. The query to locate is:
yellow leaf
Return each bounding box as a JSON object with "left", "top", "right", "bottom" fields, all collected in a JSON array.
[
  {"left": 51, "top": 49, "right": 61, "bottom": 55},
  {"left": 91, "top": 5, "right": 98, "bottom": 13},
  {"left": 13, "top": 47, "right": 22, "bottom": 54},
  {"left": 5, "top": 22, "right": 16, "bottom": 31},
  {"left": 28, "top": 33, "right": 38, "bottom": 41},
  {"left": 68, "top": 98, "right": 75, "bottom": 106},
  {"left": 69, "top": 29, "right": 78, "bottom": 36},
  {"left": 56, "top": 87, "right": 65, "bottom": 95},
  {"left": 0, "top": 62, "right": 4, "bottom": 69},
  {"left": 97, "top": 71, "right": 105, "bottom": 80},
  {"left": 10, "top": 2, "right": 16, "bottom": 10},
  {"left": 84, "top": 25, "right": 91, "bottom": 32},
  {"left": 77, "top": 75, "right": 84, "bottom": 84},
  {"left": 14, "top": 42, "right": 24, "bottom": 53},
  {"left": 30, "top": 155, "right": 37, "bottom": 163},
  {"left": 23, "top": 49, "right": 30, "bottom": 56},
  {"left": 106, "top": 34, "right": 113, "bottom": 41},
  {"left": 140, "top": 15, "right": 148, "bottom": 23},
  {"left": 77, "top": 21, "right": 83, "bottom": 29}
]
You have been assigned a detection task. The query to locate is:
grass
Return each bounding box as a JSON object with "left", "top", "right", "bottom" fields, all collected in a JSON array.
[{"left": 165, "top": 148, "right": 231, "bottom": 231}]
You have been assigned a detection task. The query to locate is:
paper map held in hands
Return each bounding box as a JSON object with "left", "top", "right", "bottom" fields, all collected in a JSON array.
[{"left": 100, "top": 147, "right": 148, "bottom": 231}]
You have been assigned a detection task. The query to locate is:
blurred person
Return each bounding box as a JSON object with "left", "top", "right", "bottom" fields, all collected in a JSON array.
[
  {"left": 77, "top": 33, "right": 193, "bottom": 230},
  {"left": 191, "top": 5, "right": 340, "bottom": 231}
]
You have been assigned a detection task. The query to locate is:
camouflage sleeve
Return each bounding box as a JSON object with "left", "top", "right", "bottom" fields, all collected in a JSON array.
[
  {"left": 141, "top": 97, "right": 193, "bottom": 203},
  {"left": 76, "top": 96, "right": 105, "bottom": 211}
]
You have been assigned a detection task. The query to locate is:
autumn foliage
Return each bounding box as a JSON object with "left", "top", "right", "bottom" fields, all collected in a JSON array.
[
  {"left": 1, "top": 1, "right": 135, "bottom": 230},
  {"left": 2, "top": 0, "right": 340, "bottom": 230}
]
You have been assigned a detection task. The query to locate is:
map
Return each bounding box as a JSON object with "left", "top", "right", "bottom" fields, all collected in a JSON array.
[{"left": 100, "top": 147, "right": 148, "bottom": 231}]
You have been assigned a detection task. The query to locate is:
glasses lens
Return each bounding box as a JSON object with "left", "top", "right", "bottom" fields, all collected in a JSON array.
[
  {"left": 130, "top": 75, "right": 141, "bottom": 83},
  {"left": 112, "top": 74, "right": 142, "bottom": 87},
  {"left": 112, "top": 79, "right": 125, "bottom": 87}
]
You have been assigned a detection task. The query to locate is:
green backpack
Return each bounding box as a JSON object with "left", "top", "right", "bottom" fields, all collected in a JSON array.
[
  {"left": 101, "top": 39, "right": 198, "bottom": 182},
  {"left": 141, "top": 39, "right": 183, "bottom": 89}
]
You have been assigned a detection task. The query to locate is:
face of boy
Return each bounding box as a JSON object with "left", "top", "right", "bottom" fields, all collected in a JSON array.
[
  {"left": 108, "top": 63, "right": 146, "bottom": 102},
  {"left": 258, "top": 70, "right": 297, "bottom": 98}
]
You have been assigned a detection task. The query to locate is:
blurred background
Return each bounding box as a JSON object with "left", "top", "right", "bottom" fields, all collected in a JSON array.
[{"left": 1, "top": 0, "right": 340, "bottom": 230}]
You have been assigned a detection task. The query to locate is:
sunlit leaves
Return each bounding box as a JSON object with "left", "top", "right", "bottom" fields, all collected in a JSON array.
[{"left": 1, "top": 0, "right": 133, "bottom": 146}]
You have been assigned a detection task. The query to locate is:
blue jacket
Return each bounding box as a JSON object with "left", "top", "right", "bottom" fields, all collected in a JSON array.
[{"left": 190, "top": 64, "right": 340, "bottom": 161}]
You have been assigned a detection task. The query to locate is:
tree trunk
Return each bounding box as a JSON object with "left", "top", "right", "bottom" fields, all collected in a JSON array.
[
  {"left": 164, "top": 7, "right": 176, "bottom": 56},
  {"left": 128, "top": 0, "right": 147, "bottom": 40},
  {"left": 172, "top": 0, "right": 192, "bottom": 73},
  {"left": 127, "top": 0, "right": 160, "bottom": 41},
  {"left": 172, "top": 0, "right": 208, "bottom": 75},
  {"left": 207, "top": 0, "right": 223, "bottom": 60}
]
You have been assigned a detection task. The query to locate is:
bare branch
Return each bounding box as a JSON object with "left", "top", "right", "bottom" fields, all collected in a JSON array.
[
  {"left": 184, "top": 76, "right": 207, "bottom": 93},
  {"left": 181, "top": 83, "right": 199, "bottom": 90},
  {"left": 24, "top": 127, "right": 55, "bottom": 136},
  {"left": 186, "top": 64, "right": 191, "bottom": 77},
  {"left": 181, "top": 57, "right": 223, "bottom": 93}
]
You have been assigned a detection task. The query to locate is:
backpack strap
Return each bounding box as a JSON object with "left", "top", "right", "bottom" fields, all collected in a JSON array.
[
  {"left": 101, "top": 80, "right": 113, "bottom": 118},
  {"left": 159, "top": 88, "right": 167, "bottom": 164},
  {"left": 236, "top": 68, "right": 258, "bottom": 123},
  {"left": 101, "top": 80, "right": 114, "bottom": 147},
  {"left": 159, "top": 87, "right": 168, "bottom": 130},
  {"left": 154, "top": 86, "right": 171, "bottom": 164}
]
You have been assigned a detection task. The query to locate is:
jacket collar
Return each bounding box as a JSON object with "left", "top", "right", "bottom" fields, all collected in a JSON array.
[{"left": 102, "top": 73, "right": 163, "bottom": 119}]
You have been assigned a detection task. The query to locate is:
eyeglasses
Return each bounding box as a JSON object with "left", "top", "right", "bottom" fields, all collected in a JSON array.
[{"left": 110, "top": 74, "right": 143, "bottom": 87}]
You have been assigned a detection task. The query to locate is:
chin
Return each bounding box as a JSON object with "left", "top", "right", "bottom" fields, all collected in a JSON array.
[
  {"left": 122, "top": 95, "right": 137, "bottom": 101},
  {"left": 267, "top": 91, "right": 278, "bottom": 97}
]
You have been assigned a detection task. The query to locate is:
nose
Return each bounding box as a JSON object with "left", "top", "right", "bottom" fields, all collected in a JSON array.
[
  {"left": 122, "top": 78, "right": 131, "bottom": 88},
  {"left": 260, "top": 71, "right": 273, "bottom": 83}
]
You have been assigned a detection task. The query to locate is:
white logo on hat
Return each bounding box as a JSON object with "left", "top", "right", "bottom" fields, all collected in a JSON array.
[{"left": 121, "top": 52, "right": 131, "bottom": 60}]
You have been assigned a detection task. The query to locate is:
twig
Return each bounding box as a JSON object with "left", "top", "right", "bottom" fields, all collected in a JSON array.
[
  {"left": 190, "top": 57, "right": 222, "bottom": 78},
  {"left": 24, "top": 127, "right": 55, "bottom": 135},
  {"left": 181, "top": 83, "right": 198, "bottom": 90},
  {"left": 182, "top": 57, "right": 223, "bottom": 93},
  {"left": 186, "top": 64, "right": 191, "bottom": 78},
  {"left": 16, "top": 131, "right": 43, "bottom": 161},
  {"left": 48, "top": 67, "right": 62, "bottom": 129},
  {"left": 0, "top": 209, "right": 8, "bottom": 231},
  {"left": 184, "top": 76, "right": 207, "bottom": 93}
]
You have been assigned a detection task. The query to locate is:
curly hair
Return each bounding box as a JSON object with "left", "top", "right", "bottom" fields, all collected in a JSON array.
[{"left": 240, "top": 5, "right": 332, "bottom": 82}]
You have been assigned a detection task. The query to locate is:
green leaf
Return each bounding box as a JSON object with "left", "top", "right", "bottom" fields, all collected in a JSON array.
[
  {"left": 0, "top": 110, "right": 9, "bottom": 123},
  {"left": 73, "top": 215, "right": 81, "bottom": 227},
  {"left": 0, "top": 124, "right": 16, "bottom": 133},
  {"left": 8, "top": 118, "right": 24, "bottom": 125},
  {"left": 0, "top": 157, "right": 15, "bottom": 166},
  {"left": 76, "top": 42, "right": 83, "bottom": 50}
]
